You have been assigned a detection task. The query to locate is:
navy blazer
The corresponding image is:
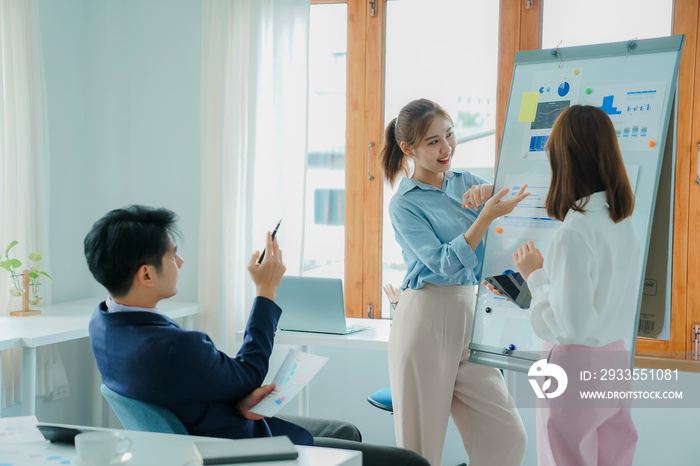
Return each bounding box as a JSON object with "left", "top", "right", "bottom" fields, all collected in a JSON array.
[{"left": 88, "top": 297, "right": 313, "bottom": 444}]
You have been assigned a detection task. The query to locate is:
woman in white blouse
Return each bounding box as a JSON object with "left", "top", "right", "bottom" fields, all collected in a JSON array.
[{"left": 513, "top": 105, "right": 640, "bottom": 466}]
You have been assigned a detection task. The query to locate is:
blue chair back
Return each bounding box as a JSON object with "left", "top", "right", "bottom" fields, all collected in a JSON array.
[{"left": 100, "top": 384, "right": 188, "bottom": 435}]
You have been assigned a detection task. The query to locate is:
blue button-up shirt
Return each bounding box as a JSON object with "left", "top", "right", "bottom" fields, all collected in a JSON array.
[{"left": 389, "top": 169, "right": 488, "bottom": 290}]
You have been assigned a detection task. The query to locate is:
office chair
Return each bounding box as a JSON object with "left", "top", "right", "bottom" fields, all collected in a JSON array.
[
  {"left": 100, "top": 384, "right": 188, "bottom": 435},
  {"left": 367, "top": 386, "right": 393, "bottom": 413},
  {"left": 367, "top": 387, "right": 467, "bottom": 466},
  {"left": 369, "top": 370, "right": 504, "bottom": 413}
]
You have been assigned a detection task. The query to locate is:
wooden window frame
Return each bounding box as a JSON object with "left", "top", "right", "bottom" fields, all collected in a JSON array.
[
  {"left": 342, "top": 0, "right": 385, "bottom": 318},
  {"left": 309, "top": 0, "right": 382, "bottom": 318},
  {"left": 314, "top": 1, "right": 699, "bottom": 369},
  {"left": 495, "top": 0, "right": 698, "bottom": 368}
]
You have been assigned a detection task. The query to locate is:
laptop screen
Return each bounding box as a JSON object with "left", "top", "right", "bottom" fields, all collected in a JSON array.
[{"left": 275, "top": 276, "right": 350, "bottom": 334}]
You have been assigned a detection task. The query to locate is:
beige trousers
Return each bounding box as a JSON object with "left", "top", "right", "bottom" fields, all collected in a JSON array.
[{"left": 388, "top": 283, "right": 527, "bottom": 466}]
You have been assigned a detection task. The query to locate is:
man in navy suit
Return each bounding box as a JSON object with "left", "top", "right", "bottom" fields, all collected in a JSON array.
[{"left": 85, "top": 205, "right": 428, "bottom": 466}]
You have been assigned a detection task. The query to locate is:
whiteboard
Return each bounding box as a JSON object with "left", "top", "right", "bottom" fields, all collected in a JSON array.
[{"left": 468, "top": 36, "right": 684, "bottom": 372}]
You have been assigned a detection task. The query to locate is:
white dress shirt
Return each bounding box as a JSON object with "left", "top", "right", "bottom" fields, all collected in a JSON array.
[
  {"left": 527, "top": 191, "right": 641, "bottom": 346},
  {"left": 105, "top": 296, "right": 159, "bottom": 314}
]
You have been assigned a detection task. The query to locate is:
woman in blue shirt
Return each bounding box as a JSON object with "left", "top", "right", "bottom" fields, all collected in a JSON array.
[{"left": 380, "top": 98, "right": 528, "bottom": 465}]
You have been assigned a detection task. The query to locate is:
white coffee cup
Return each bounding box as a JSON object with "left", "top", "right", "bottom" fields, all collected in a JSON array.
[{"left": 75, "top": 431, "right": 132, "bottom": 465}]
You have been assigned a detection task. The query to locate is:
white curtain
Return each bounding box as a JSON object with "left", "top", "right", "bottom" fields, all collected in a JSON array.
[
  {"left": 0, "top": 0, "right": 66, "bottom": 407},
  {"left": 199, "top": 0, "right": 309, "bottom": 352}
]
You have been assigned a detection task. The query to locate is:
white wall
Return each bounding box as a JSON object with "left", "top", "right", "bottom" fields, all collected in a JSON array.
[
  {"left": 0, "top": 0, "right": 202, "bottom": 426},
  {"left": 11, "top": 1, "right": 695, "bottom": 465},
  {"left": 42, "top": 0, "right": 201, "bottom": 306}
]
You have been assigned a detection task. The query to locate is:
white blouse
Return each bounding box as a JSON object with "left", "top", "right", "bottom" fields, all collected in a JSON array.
[{"left": 527, "top": 191, "right": 642, "bottom": 346}]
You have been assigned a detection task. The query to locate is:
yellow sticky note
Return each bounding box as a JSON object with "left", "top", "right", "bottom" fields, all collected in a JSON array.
[{"left": 518, "top": 92, "right": 540, "bottom": 122}]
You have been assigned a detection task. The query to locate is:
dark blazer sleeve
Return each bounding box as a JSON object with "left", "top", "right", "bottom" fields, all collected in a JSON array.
[{"left": 164, "top": 296, "right": 282, "bottom": 402}]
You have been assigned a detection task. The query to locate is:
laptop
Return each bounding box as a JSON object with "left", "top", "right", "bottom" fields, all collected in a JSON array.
[{"left": 275, "top": 276, "right": 367, "bottom": 335}]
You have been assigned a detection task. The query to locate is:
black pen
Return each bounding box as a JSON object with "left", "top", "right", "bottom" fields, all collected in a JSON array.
[{"left": 256, "top": 219, "right": 282, "bottom": 265}]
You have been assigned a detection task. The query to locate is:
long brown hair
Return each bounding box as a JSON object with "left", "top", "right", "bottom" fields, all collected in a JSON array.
[
  {"left": 379, "top": 98, "right": 452, "bottom": 187},
  {"left": 545, "top": 105, "right": 634, "bottom": 222}
]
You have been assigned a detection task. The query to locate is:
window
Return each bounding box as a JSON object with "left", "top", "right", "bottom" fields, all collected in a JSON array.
[
  {"left": 304, "top": 3, "right": 348, "bottom": 280},
  {"left": 380, "top": 0, "right": 500, "bottom": 316},
  {"left": 536, "top": 0, "right": 698, "bottom": 363},
  {"left": 308, "top": 0, "right": 501, "bottom": 318},
  {"left": 313, "top": 2, "right": 699, "bottom": 360},
  {"left": 542, "top": 0, "right": 673, "bottom": 49}
]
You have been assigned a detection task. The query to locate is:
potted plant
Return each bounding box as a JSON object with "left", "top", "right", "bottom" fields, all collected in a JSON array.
[{"left": 1, "top": 240, "right": 53, "bottom": 307}]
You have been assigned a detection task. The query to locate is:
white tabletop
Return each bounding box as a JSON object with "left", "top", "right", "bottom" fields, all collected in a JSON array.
[
  {"left": 272, "top": 318, "right": 391, "bottom": 351},
  {"left": 0, "top": 298, "right": 200, "bottom": 416},
  {"left": 0, "top": 298, "right": 200, "bottom": 347},
  {"left": 0, "top": 334, "right": 21, "bottom": 351},
  {"left": 2, "top": 423, "right": 361, "bottom": 466}
]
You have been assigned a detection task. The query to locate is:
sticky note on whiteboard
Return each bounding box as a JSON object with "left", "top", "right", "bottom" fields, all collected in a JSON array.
[{"left": 518, "top": 92, "right": 540, "bottom": 122}]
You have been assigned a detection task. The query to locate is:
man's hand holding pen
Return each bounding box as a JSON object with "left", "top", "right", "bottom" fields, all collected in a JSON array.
[
  {"left": 256, "top": 219, "right": 282, "bottom": 265},
  {"left": 248, "top": 231, "right": 286, "bottom": 301}
]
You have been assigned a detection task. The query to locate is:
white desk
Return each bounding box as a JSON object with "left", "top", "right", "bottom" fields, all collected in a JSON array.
[
  {"left": 274, "top": 318, "right": 391, "bottom": 351},
  {"left": 1, "top": 422, "right": 361, "bottom": 466},
  {"left": 0, "top": 298, "right": 200, "bottom": 416},
  {"left": 271, "top": 318, "right": 519, "bottom": 422}
]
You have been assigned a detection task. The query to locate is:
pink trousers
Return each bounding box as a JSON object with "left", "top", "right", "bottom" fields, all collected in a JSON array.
[{"left": 536, "top": 340, "right": 638, "bottom": 466}]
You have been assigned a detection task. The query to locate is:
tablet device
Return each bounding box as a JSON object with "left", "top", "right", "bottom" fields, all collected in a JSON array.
[
  {"left": 193, "top": 436, "right": 298, "bottom": 464},
  {"left": 37, "top": 424, "right": 85, "bottom": 444},
  {"left": 484, "top": 271, "right": 532, "bottom": 309}
]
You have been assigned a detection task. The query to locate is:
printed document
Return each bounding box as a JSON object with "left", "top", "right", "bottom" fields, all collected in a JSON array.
[{"left": 249, "top": 349, "right": 328, "bottom": 417}]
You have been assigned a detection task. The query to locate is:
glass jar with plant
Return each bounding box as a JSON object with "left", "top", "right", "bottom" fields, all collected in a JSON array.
[{"left": 1, "top": 240, "right": 53, "bottom": 310}]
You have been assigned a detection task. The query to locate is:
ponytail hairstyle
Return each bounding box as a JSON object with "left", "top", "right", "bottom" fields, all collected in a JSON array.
[
  {"left": 545, "top": 105, "right": 634, "bottom": 222},
  {"left": 379, "top": 98, "right": 453, "bottom": 187}
]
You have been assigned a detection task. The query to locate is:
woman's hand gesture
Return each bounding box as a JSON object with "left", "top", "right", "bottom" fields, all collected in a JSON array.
[
  {"left": 462, "top": 184, "right": 494, "bottom": 210},
  {"left": 481, "top": 184, "right": 530, "bottom": 221},
  {"left": 513, "top": 241, "right": 544, "bottom": 281},
  {"left": 482, "top": 280, "right": 505, "bottom": 298}
]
